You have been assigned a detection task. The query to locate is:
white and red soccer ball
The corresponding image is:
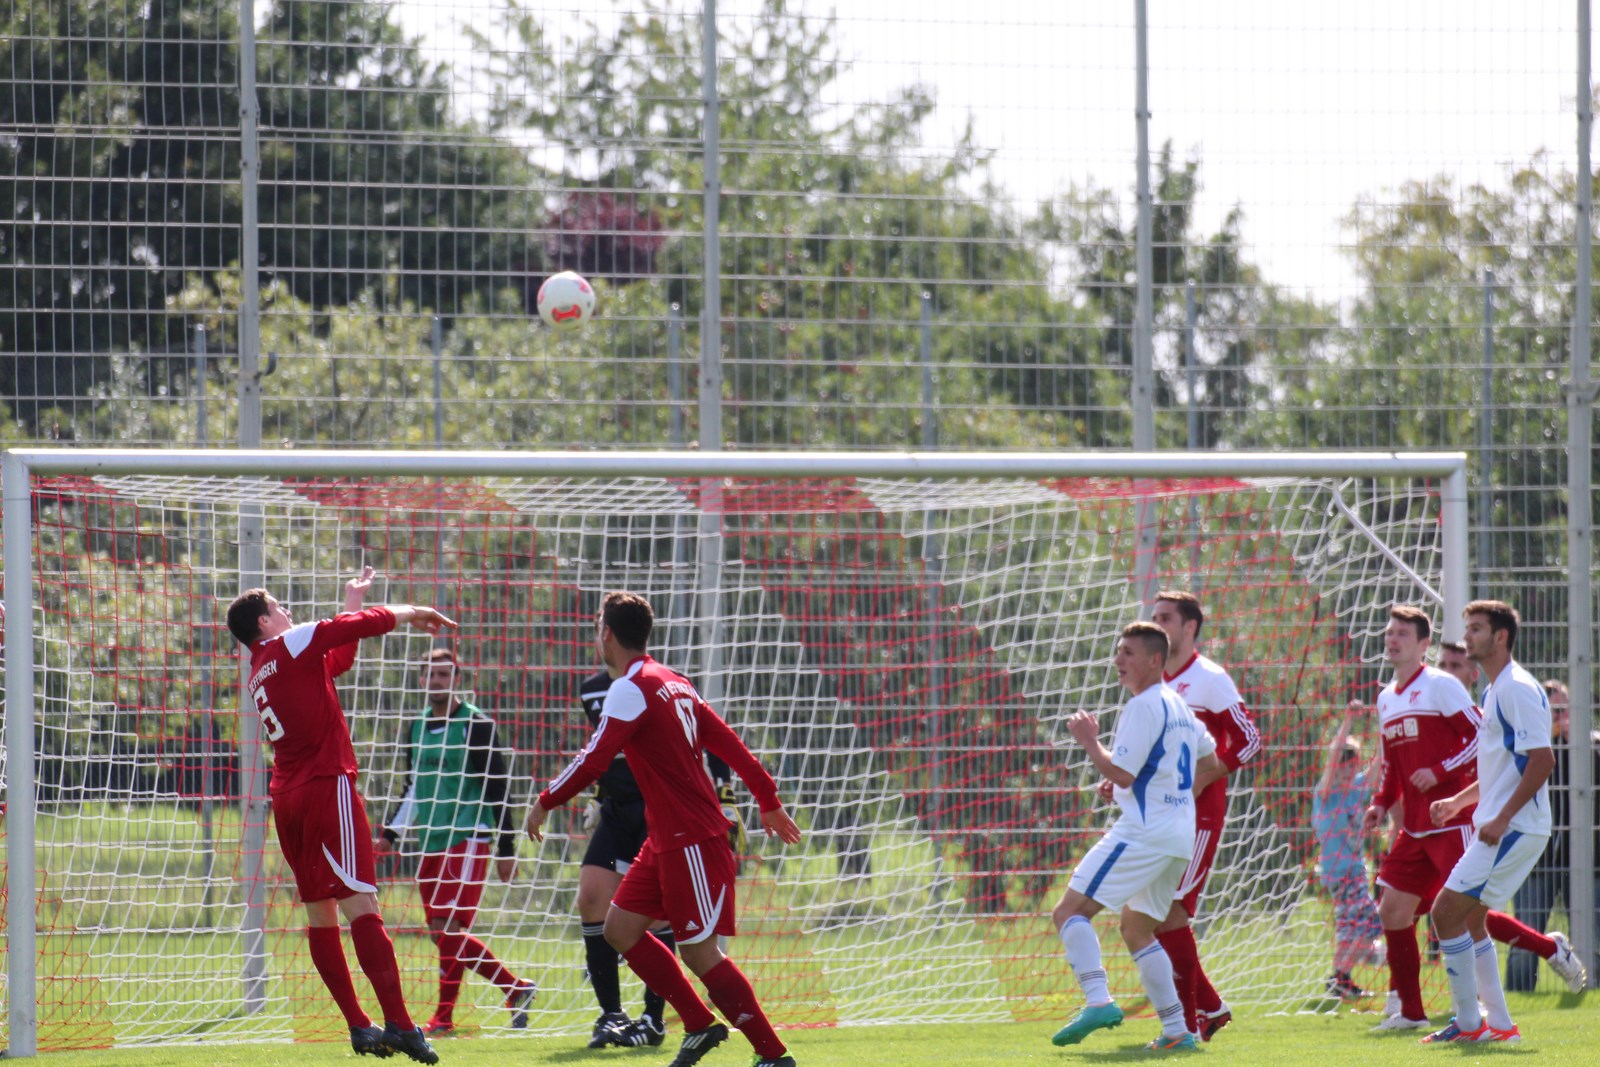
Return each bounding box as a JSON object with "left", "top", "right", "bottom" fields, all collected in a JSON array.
[{"left": 536, "top": 270, "right": 597, "bottom": 330}]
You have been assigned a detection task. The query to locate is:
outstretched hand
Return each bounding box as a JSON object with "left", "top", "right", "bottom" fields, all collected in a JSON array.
[
  {"left": 761, "top": 806, "right": 803, "bottom": 844},
  {"left": 408, "top": 606, "right": 458, "bottom": 635},
  {"left": 344, "top": 565, "right": 378, "bottom": 612},
  {"left": 524, "top": 802, "right": 550, "bottom": 842}
]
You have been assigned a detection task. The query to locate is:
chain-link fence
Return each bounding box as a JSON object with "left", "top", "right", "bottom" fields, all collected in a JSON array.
[{"left": 3, "top": 0, "right": 1596, "bottom": 992}]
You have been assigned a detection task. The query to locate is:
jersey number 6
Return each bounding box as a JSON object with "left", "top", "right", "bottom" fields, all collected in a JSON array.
[{"left": 251, "top": 688, "right": 286, "bottom": 741}]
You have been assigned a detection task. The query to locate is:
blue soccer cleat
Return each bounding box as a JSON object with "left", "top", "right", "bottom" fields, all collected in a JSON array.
[
  {"left": 1148, "top": 1031, "right": 1200, "bottom": 1052},
  {"left": 1051, "top": 1002, "right": 1124, "bottom": 1046}
]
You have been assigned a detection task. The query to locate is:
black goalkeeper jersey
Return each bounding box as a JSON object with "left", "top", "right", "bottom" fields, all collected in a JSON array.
[{"left": 579, "top": 668, "right": 731, "bottom": 803}]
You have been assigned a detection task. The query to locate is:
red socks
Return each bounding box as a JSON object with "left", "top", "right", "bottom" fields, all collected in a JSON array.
[
  {"left": 1486, "top": 910, "right": 1558, "bottom": 958},
  {"left": 622, "top": 933, "right": 716, "bottom": 1032},
  {"left": 350, "top": 912, "right": 415, "bottom": 1030},
  {"left": 1155, "top": 928, "right": 1201, "bottom": 1034},
  {"left": 432, "top": 931, "right": 519, "bottom": 1021},
  {"left": 702, "top": 958, "right": 786, "bottom": 1059},
  {"left": 1384, "top": 925, "right": 1426, "bottom": 1021},
  {"left": 307, "top": 925, "right": 371, "bottom": 1029}
]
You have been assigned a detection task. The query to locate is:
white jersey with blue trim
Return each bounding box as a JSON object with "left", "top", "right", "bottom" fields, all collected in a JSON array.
[
  {"left": 1107, "top": 682, "right": 1218, "bottom": 859},
  {"left": 1475, "top": 660, "right": 1553, "bottom": 837}
]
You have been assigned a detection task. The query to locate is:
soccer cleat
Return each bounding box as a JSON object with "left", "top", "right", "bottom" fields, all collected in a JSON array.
[
  {"left": 351, "top": 1025, "right": 395, "bottom": 1058},
  {"left": 1326, "top": 971, "right": 1368, "bottom": 1000},
  {"left": 380, "top": 1024, "right": 440, "bottom": 1065},
  {"left": 1547, "top": 931, "right": 1588, "bottom": 992},
  {"left": 505, "top": 979, "right": 537, "bottom": 1029},
  {"left": 616, "top": 1013, "right": 667, "bottom": 1048},
  {"left": 588, "top": 1011, "right": 632, "bottom": 1049},
  {"left": 1421, "top": 1020, "right": 1472, "bottom": 1043},
  {"left": 1148, "top": 1031, "right": 1200, "bottom": 1052},
  {"left": 1482, "top": 1025, "right": 1522, "bottom": 1043},
  {"left": 1371, "top": 1013, "right": 1429, "bottom": 1032},
  {"left": 1050, "top": 1002, "right": 1124, "bottom": 1046},
  {"left": 419, "top": 1016, "right": 454, "bottom": 1037},
  {"left": 1198, "top": 1005, "right": 1232, "bottom": 1042},
  {"left": 750, "top": 1057, "right": 798, "bottom": 1067},
  {"left": 669, "top": 1022, "right": 730, "bottom": 1067}
]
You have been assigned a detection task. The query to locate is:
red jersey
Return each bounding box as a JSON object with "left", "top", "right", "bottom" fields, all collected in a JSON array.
[
  {"left": 245, "top": 607, "right": 396, "bottom": 795},
  {"left": 1165, "top": 652, "right": 1259, "bottom": 832},
  {"left": 1373, "top": 664, "right": 1480, "bottom": 836},
  {"left": 539, "top": 655, "right": 780, "bottom": 850}
]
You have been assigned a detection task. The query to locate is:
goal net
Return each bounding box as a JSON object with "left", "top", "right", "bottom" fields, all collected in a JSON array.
[{"left": 1, "top": 450, "right": 1466, "bottom": 1051}]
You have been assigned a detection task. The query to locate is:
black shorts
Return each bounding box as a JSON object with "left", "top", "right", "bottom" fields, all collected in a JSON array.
[{"left": 582, "top": 799, "right": 648, "bottom": 873}]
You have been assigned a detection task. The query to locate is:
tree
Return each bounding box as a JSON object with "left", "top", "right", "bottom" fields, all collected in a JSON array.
[
  {"left": 468, "top": 0, "right": 1124, "bottom": 449},
  {"left": 0, "top": 0, "right": 541, "bottom": 434}
]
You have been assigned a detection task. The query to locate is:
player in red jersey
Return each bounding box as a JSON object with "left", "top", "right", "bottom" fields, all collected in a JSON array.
[
  {"left": 1359, "top": 604, "right": 1565, "bottom": 1030},
  {"left": 227, "top": 571, "right": 455, "bottom": 1064},
  {"left": 1147, "top": 591, "right": 1260, "bottom": 1042},
  {"left": 525, "top": 592, "right": 803, "bottom": 1067}
]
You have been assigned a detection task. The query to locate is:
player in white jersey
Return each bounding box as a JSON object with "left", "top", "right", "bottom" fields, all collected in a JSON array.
[
  {"left": 1049, "top": 622, "right": 1221, "bottom": 1053},
  {"left": 1422, "top": 601, "right": 1563, "bottom": 1044}
]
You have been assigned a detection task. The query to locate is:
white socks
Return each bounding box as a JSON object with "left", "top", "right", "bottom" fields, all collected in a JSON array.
[
  {"left": 1474, "top": 938, "right": 1513, "bottom": 1031},
  {"left": 1132, "top": 941, "right": 1187, "bottom": 1037},
  {"left": 1439, "top": 932, "right": 1480, "bottom": 1031},
  {"left": 1060, "top": 916, "right": 1111, "bottom": 1007}
]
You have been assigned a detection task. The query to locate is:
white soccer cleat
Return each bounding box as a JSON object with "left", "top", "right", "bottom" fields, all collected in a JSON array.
[
  {"left": 1547, "top": 931, "right": 1588, "bottom": 992},
  {"left": 1371, "top": 1012, "right": 1428, "bottom": 1032}
]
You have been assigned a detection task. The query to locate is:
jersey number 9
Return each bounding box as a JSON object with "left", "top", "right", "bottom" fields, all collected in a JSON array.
[{"left": 1177, "top": 743, "right": 1193, "bottom": 791}]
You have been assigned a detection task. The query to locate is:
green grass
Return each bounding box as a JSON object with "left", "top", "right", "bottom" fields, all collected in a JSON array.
[{"left": 23, "top": 995, "right": 1599, "bottom": 1066}]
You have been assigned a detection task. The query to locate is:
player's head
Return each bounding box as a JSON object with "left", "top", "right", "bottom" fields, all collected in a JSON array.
[
  {"left": 419, "top": 647, "right": 459, "bottom": 703},
  {"left": 1151, "top": 591, "right": 1203, "bottom": 660},
  {"left": 1334, "top": 736, "right": 1364, "bottom": 778},
  {"left": 1383, "top": 604, "right": 1432, "bottom": 667},
  {"left": 598, "top": 591, "right": 654, "bottom": 658},
  {"left": 1115, "top": 620, "right": 1168, "bottom": 693},
  {"left": 1544, "top": 678, "right": 1569, "bottom": 738},
  {"left": 1462, "top": 599, "right": 1518, "bottom": 663},
  {"left": 1436, "top": 639, "right": 1479, "bottom": 690},
  {"left": 226, "top": 588, "right": 292, "bottom": 646}
]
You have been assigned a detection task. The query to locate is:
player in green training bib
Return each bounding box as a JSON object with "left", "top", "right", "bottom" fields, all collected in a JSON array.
[{"left": 379, "top": 648, "right": 536, "bottom": 1034}]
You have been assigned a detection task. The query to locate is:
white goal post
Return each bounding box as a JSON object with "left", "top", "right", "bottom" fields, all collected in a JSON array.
[{"left": 3, "top": 448, "right": 1471, "bottom": 1056}]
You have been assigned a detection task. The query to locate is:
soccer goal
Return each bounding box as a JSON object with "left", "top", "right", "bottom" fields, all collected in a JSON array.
[{"left": 1, "top": 448, "right": 1468, "bottom": 1055}]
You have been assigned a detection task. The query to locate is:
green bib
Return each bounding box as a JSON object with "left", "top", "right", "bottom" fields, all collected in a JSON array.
[{"left": 408, "top": 703, "right": 492, "bottom": 854}]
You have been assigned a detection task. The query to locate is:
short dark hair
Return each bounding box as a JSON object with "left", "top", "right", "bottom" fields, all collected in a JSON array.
[
  {"left": 1121, "top": 620, "right": 1169, "bottom": 660},
  {"left": 1465, "top": 599, "right": 1519, "bottom": 651},
  {"left": 602, "top": 591, "right": 654, "bottom": 651},
  {"left": 1439, "top": 640, "right": 1467, "bottom": 656},
  {"left": 421, "top": 647, "right": 459, "bottom": 673},
  {"left": 1154, "top": 590, "right": 1204, "bottom": 638},
  {"left": 226, "top": 589, "right": 272, "bottom": 646},
  {"left": 1388, "top": 604, "right": 1432, "bottom": 642}
]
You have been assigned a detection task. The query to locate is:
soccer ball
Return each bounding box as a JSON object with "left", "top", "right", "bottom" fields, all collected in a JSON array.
[{"left": 536, "top": 270, "right": 597, "bottom": 330}]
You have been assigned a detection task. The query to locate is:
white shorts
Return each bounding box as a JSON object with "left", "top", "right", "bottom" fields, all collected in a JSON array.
[
  {"left": 1442, "top": 830, "right": 1550, "bottom": 910},
  {"left": 1068, "top": 835, "right": 1189, "bottom": 921}
]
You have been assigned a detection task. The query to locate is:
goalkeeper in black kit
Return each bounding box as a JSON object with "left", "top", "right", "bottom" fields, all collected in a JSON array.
[{"left": 574, "top": 668, "right": 744, "bottom": 1049}]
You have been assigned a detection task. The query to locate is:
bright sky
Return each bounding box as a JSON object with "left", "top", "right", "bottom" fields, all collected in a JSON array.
[{"left": 410, "top": 0, "right": 1588, "bottom": 299}]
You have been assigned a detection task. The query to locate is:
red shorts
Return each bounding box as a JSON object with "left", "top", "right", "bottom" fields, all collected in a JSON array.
[
  {"left": 1175, "top": 822, "right": 1224, "bottom": 917},
  {"left": 271, "top": 773, "right": 377, "bottom": 903},
  {"left": 611, "top": 833, "right": 738, "bottom": 945},
  {"left": 417, "top": 839, "right": 492, "bottom": 926},
  {"left": 1377, "top": 826, "right": 1472, "bottom": 908}
]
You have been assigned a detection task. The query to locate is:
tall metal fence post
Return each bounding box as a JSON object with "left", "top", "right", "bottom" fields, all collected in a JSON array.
[
  {"left": 195, "top": 325, "right": 217, "bottom": 926},
  {"left": 236, "top": 0, "right": 269, "bottom": 1014},
  {"left": 697, "top": 1, "right": 727, "bottom": 710},
  {"left": 1185, "top": 281, "right": 1201, "bottom": 585},
  {"left": 1566, "top": 0, "right": 1596, "bottom": 982},
  {"left": 920, "top": 292, "right": 943, "bottom": 834},
  {"left": 1132, "top": 0, "right": 1160, "bottom": 612},
  {"left": 1479, "top": 270, "right": 1494, "bottom": 588}
]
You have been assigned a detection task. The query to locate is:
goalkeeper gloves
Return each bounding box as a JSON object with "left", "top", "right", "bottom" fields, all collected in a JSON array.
[
  {"left": 582, "top": 797, "right": 601, "bottom": 832},
  {"left": 718, "top": 783, "right": 747, "bottom": 856}
]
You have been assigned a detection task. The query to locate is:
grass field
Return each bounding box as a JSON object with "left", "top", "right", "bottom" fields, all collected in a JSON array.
[{"left": 23, "top": 994, "right": 1599, "bottom": 1066}]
